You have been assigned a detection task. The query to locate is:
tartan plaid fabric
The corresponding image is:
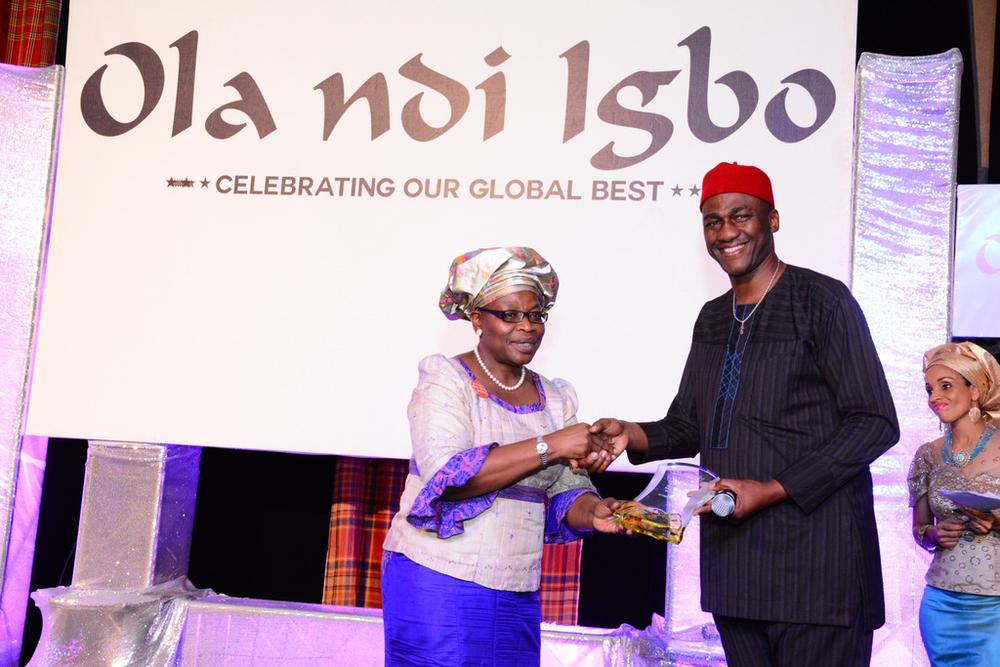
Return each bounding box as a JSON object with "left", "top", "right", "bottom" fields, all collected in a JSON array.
[
  {"left": 2, "top": 0, "right": 62, "bottom": 66},
  {"left": 323, "top": 455, "right": 584, "bottom": 624},
  {"left": 323, "top": 456, "right": 407, "bottom": 608},
  {"left": 540, "top": 541, "right": 583, "bottom": 625}
]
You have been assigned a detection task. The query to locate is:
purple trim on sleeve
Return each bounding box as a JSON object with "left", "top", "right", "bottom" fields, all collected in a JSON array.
[
  {"left": 498, "top": 485, "right": 547, "bottom": 503},
  {"left": 454, "top": 357, "right": 546, "bottom": 413},
  {"left": 545, "top": 489, "right": 598, "bottom": 544},
  {"left": 407, "top": 444, "right": 499, "bottom": 538}
]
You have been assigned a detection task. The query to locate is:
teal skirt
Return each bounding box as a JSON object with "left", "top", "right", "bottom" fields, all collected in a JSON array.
[{"left": 919, "top": 585, "right": 1000, "bottom": 666}]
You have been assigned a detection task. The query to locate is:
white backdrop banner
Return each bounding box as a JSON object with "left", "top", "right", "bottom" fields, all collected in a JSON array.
[
  {"left": 28, "top": 1, "right": 858, "bottom": 461},
  {"left": 954, "top": 185, "right": 1000, "bottom": 337}
]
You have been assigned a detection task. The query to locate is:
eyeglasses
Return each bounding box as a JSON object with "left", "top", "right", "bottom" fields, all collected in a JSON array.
[{"left": 476, "top": 307, "right": 549, "bottom": 324}]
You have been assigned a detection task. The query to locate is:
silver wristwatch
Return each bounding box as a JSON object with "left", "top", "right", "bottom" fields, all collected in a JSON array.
[{"left": 535, "top": 435, "right": 549, "bottom": 468}]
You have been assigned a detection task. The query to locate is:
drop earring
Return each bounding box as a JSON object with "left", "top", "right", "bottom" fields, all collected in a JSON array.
[
  {"left": 969, "top": 404, "right": 982, "bottom": 424},
  {"left": 476, "top": 329, "right": 482, "bottom": 337}
]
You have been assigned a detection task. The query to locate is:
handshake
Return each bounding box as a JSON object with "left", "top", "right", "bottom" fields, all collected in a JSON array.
[{"left": 542, "top": 418, "right": 637, "bottom": 473}]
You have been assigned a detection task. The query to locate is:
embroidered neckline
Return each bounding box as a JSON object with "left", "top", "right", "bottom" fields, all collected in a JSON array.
[{"left": 454, "top": 357, "right": 546, "bottom": 413}]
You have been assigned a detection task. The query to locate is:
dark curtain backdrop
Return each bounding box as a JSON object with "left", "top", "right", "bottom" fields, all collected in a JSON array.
[{"left": 991, "top": 4, "right": 1000, "bottom": 180}]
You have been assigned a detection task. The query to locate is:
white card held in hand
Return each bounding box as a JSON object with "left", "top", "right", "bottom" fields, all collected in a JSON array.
[{"left": 939, "top": 490, "right": 1000, "bottom": 511}]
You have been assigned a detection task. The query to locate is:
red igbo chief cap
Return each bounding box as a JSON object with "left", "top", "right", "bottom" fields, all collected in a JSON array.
[{"left": 700, "top": 162, "right": 774, "bottom": 208}]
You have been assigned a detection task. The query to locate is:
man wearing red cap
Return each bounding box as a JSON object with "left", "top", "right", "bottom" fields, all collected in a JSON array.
[{"left": 591, "top": 162, "right": 899, "bottom": 666}]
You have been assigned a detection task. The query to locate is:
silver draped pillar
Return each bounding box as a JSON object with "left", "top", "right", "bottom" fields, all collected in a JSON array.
[
  {"left": 0, "top": 63, "right": 63, "bottom": 667},
  {"left": 853, "top": 50, "right": 961, "bottom": 665}
]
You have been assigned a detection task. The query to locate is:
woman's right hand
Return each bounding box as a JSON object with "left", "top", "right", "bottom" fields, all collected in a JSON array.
[
  {"left": 546, "top": 423, "right": 607, "bottom": 464},
  {"left": 933, "top": 518, "right": 967, "bottom": 549},
  {"left": 961, "top": 507, "right": 995, "bottom": 534}
]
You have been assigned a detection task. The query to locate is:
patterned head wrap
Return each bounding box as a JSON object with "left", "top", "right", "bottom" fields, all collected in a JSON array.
[
  {"left": 438, "top": 247, "right": 558, "bottom": 321},
  {"left": 923, "top": 342, "right": 1000, "bottom": 422}
]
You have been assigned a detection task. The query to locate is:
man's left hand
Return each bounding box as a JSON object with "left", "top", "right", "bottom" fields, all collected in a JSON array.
[{"left": 694, "top": 478, "right": 789, "bottom": 522}]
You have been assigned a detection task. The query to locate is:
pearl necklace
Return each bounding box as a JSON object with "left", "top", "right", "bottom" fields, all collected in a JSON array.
[
  {"left": 942, "top": 422, "right": 997, "bottom": 467},
  {"left": 473, "top": 345, "right": 526, "bottom": 392},
  {"left": 732, "top": 260, "right": 782, "bottom": 335}
]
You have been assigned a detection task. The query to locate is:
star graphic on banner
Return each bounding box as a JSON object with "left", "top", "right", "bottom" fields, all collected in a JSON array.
[
  {"left": 166, "top": 178, "right": 177, "bottom": 187},
  {"left": 201, "top": 178, "right": 210, "bottom": 188},
  {"left": 689, "top": 185, "right": 701, "bottom": 197},
  {"left": 179, "top": 178, "right": 194, "bottom": 188},
  {"left": 671, "top": 185, "right": 683, "bottom": 196}
]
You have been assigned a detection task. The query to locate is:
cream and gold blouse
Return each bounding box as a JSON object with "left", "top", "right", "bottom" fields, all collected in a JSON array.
[
  {"left": 908, "top": 440, "right": 1000, "bottom": 595},
  {"left": 383, "top": 354, "right": 598, "bottom": 592}
]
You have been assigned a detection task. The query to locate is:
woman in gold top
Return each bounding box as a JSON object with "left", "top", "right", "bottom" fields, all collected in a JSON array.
[{"left": 908, "top": 341, "right": 1000, "bottom": 666}]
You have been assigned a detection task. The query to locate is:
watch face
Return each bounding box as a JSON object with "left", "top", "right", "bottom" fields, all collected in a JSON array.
[{"left": 536, "top": 440, "right": 548, "bottom": 454}]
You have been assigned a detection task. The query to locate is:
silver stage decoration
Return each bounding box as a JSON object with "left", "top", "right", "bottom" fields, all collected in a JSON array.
[
  {"left": 853, "top": 50, "right": 961, "bottom": 665},
  {"left": 72, "top": 442, "right": 201, "bottom": 590},
  {"left": 30, "top": 443, "right": 202, "bottom": 666},
  {"left": 23, "top": 49, "right": 963, "bottom": 666},
  {"left": 659, "top": 466, "right": 725, "bottom": 665},
  {"left": 177, "top": 598, "right": 725, "bottom": 665},
  {"left": 0, "top": 63, "right": 62, "bottom": 666}
]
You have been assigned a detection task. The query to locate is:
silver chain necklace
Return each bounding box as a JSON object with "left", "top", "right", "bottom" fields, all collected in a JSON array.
[
  {"left": 473, "top": 345, "right": 527, "bottom": 392},
  {"left": 732, "top": 260, "right": 782, "bottom": 335}
]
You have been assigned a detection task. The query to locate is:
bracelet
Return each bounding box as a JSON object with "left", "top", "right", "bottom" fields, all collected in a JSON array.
[{"left": 915, "top": 524, "right": 936, "bottom": 552}]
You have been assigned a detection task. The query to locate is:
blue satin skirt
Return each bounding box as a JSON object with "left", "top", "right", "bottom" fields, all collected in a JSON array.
[
  {"left": 919, "top": 585, "right": 1000, "bottom": 666},
  {"left": 381, "top": 551, "right": 541, "bottom": 666}
]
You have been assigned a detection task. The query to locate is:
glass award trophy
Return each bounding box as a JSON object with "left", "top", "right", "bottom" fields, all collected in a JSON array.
[{"left": 612, "top": 462, "right": 720, "bottom": 544}]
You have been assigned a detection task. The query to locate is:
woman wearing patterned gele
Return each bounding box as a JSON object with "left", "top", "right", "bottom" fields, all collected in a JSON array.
[
  {"left": 908, "top": 341, "right": 1000, "bottom": 666},
  {"left": 381, "top": 247, "right": 621, "bottom": 666}
]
